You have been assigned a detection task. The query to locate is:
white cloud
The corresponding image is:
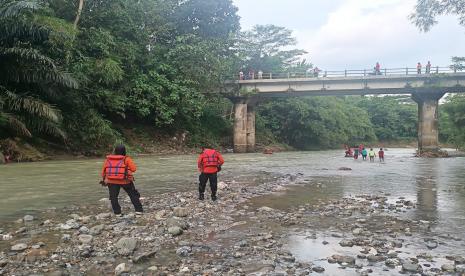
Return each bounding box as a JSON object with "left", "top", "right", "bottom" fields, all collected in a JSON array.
[{"left": 299, "top": 0, "right": 465, "bottom": 70}]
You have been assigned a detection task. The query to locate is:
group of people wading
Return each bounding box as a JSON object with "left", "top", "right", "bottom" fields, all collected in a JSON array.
[
  {"left": 345, "top": 144, "right": 385, "bottom": 162},
  {"left": 100, "top": 145, "right": 224, "bottom": 216}
]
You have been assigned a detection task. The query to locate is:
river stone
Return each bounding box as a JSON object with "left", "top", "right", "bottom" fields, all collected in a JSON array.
[
  {"left": 367, "top": 254, "right": 385, "bottom": 262},
  {"left": 11, "top": 243, "right": 28, "bottom": 251},
  {"left": 331, "top": 254, "right": 356, "bottom": 265},
  {"left": 23, "top": 215, "right": 34, "bottom": 222},
  {"left": 25, "top": 249, "right": 48, "bottom": 263},
  {"left": 218, "top": 181, "right": 228, "bottom": 190},
  {"left": 425, "top": 239, "right": 438, "bottom": 249},
  {"left": 258, "top": 206, "right": 275, "bottom": 212},
  {"left": 339, "top": 240, "right": 354, "bottom": 247},
  {"left": 79, "top": 226, "right": 89, "bottom": 234},
  {"left": 312, "top": 266, "right": 325, "bottom": 273},
  {"left": 176, "top": 246, "right": 192, "bottom": 257},
  {"left": 385, "top": 258, "right": 401, "bottom": 267},
  {"left": 168, "top": 226, "right": 183, "bottom": 236},
  {"left": 116, "top": 237, "right": 138, "bottom": 255},
  {"left": 402, "top": 261, "right": 422, "bottom": 273},
  {"left": 95, "top": 212, "right": 111, "bottom": 220},
  {"left": 78, "top": 234, "right": 93, "bottom": 244},
  {"left": 441, "top": 264, "right": 456, "bottom": 272},
  {"left": 147, "top": 266, "right": 158, "bottom": 271},
  {"left": 173, "top": 207, "right": 189, "bottom": 217},
  {"left": 89, "top": 224, "right": 105, "bottom": 235},
  {"left": 338, "top": 167, "right": 352, "bottom": 171},
  {"left": 166, "top": 217, "right": 188, "bottom": 230},
  {"left": 133, "top": 250, "right": 157, "bottom": 263},
  {"left": 115, "top": 263, "right": 129, "bottom": 275}
]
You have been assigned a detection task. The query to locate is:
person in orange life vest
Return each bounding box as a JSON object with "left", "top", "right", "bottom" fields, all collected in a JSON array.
[
  {"left": 197, "top": 146, "right": 224, "bottom": 201},
  {"left": 101, "top": 145, "right": 143, "bottom": 215}
]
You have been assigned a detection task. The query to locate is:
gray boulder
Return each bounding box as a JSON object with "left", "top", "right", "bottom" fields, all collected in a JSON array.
[{"left": 116, "top": 237, "right": 138, "bottom": 255}]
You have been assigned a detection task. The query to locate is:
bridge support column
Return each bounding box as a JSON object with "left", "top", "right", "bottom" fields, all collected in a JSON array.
[
  {"left": 246, "top": 105, "right": 256, "bottom": 152},
  {"left": 233, "top": 99, "right": 256, "bottom": 153},
  {"left": 233, "top": 101, "right": 248, "bottom": 153},
  {"left": 412, "top": 92, "right": 445, "bottom": 154}
]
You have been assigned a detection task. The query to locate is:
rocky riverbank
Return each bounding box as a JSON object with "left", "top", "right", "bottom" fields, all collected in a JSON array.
[{"left": 1, "top": 173, "right": 464, "bottom": 275}]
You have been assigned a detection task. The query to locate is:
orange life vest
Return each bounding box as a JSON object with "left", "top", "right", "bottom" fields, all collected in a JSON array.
[
  {"left": 201, "top": 149, "right": 219, "bottom": 168},
  {"left": 103, "top": 155, "right": 129, "bottom": 181}
]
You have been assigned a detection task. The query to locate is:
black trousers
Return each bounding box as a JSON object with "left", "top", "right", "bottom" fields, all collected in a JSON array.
[
  {"left": 108, "top": 182, "right": 143, "bottom": 214},
  {"left": 199, "top": 173, "right": 217, "bottom": 196}
]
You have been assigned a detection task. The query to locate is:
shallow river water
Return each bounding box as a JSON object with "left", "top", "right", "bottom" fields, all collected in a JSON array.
[{"left": 1, "top": 149, "right": 465, "bottom": 228}]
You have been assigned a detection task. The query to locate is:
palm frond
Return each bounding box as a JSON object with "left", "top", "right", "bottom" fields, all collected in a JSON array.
[
  {"left": 25, "top": 118, "right": 66, "bottom": 139},
  {"left": 0, "top": 47, "right": 56, "bottom": 69},
  {"left": 2, "top": 90, "right": 61, "bottom": 121},
  {"left": 0, "top": 21, "right": 50, "bottom": 45},
  {"left": 0, "top": 48, "right": 79, "bottom": 89},
  {"left": 3, "top": 113, "right": 32, "bottom": 137},
  {"left": 0, "top": 0, "right": 41, "bottom": 19}
]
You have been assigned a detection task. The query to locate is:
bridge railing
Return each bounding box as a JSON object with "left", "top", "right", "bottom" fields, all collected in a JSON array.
[{"left": 233, "top": 66, "right": 462, "bottom": 80}]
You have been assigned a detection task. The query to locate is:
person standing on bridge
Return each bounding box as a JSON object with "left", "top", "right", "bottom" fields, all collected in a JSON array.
[
  {"left": 197, "top": 146, "right": 224, "bottom": 201},
  {"left": 239, "top": 70, "right": 244, "bottom": 80},
  {"left": 258, "top": 70, "right": 263, "bottom": 79},
  {"left": 375, "top": 62, "right": 381, "bottom": 75},
  {"left": 313, "top": 67, "right": 321, "bottom": 77},
  {"left": 101, "top": 144, "right": 143, "bottom": 216},
  {"left": 417, "top": 62, "right": 422, "bottom": 74},
  {"left": 426, "top": 61, "right": 431, "bottom": 74}
]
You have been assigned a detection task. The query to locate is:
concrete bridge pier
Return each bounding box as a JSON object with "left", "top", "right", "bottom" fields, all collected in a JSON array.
[
  {"left": 233, "top": 99, "right": 256, "bottom": 153},
  {"left": 412, "top": 92, "right": 445, "bottom": 154}
]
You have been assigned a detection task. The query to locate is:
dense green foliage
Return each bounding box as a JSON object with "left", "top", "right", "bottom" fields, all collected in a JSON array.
[
  {"left": 439, "top": 95, "right": 465, "bottom": 148},
  {"left": 257, "top": 96, "right": 418, "bottom": 150}
]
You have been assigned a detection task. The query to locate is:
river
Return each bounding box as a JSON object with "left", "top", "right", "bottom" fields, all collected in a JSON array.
[{"left": 1, "top": 148, "right": 465, "bottom": 234}]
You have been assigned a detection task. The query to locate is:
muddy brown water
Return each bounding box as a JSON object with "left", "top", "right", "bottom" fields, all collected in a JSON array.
[{"left": 1, "top": 148, "right": 465, "bottom": 234}]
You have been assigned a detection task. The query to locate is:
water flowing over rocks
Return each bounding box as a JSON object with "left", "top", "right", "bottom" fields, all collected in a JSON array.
[{"left": 0, "top": 172, "right": 464, "bottom": 275}]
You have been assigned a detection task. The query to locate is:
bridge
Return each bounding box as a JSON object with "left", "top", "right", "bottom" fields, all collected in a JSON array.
[{"left": 222, "top": 67, "right": 465, "bottom": 154}]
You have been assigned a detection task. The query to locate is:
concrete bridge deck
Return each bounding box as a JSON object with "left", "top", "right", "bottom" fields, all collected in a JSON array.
[{"left": 224, "top": 72, "right": 465, "bottom": 97}]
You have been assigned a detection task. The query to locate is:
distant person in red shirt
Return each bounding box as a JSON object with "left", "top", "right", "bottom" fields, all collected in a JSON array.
[
  {"left": 197, "top": 146, "right": 225, "bottom": 201},
  {"left": 417, "top": 62, "right": 422, "bottom": 74},
  {"left": 378, "top": 148, "right": 385, "bottom": 162},
  {"left": 426, "top": 61, "right": 431, "bottom": 74},
  {"left": 375, "top": 62, "right": 381, "bottom": 75}
]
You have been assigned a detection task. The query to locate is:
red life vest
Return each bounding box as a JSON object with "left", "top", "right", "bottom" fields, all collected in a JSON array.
[
  {"left": 201, "top": 149, "right": 219, "bottom": 168},
  {"left": 104, "top": 155, "right": 129, "bottom": 181}
]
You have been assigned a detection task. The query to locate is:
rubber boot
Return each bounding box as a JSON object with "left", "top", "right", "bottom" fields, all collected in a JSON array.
[{"left": 199, "top": 193, "right": 204, "bottom": 201}]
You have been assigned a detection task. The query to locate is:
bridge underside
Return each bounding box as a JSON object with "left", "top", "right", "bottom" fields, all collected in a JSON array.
[
  {"left": 231, "top": 91, "right": 458, "bottom": 154},
  {"left": 226, "top": 74, "right": 465, "bottom": 154}
]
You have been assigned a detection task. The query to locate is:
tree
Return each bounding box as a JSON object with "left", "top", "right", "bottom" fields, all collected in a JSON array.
[
  {"left": 238, "top": 24, "right": 308, "bottom": 73},
  {"left": 410, "top": 0, "right": 465, "bottom": 32},
  {"left": 257, "top": 97, "right": 376, "bottom": 149},
  {"left": 0, "top": 0, "right": 77, "bottom": 140}
]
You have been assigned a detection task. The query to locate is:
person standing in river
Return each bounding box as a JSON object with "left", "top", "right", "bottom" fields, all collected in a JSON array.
[
  {"left": 101, "top": 144, "right": 143, "bottom": 216},
  {"left": 361, "top": 148, "right": 368, "bottom": 161},
  {"left": 368, "top": 148, "right": 376, "bottom": 162},
  {"left": 197, "top": 146, "right": 224, "bottom": 201},
  {"left": 378, "top": 148, "right": 385, "bottom": 162}
]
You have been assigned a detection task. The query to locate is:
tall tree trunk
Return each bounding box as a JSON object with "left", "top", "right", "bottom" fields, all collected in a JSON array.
[{"left": 73, "top": 0, "right": 84, "bottom": 29}]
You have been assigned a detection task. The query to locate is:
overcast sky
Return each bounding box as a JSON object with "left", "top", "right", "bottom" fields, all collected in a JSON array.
[{"left": 232, "top": 0, "right": 465, "bottom": 71}]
